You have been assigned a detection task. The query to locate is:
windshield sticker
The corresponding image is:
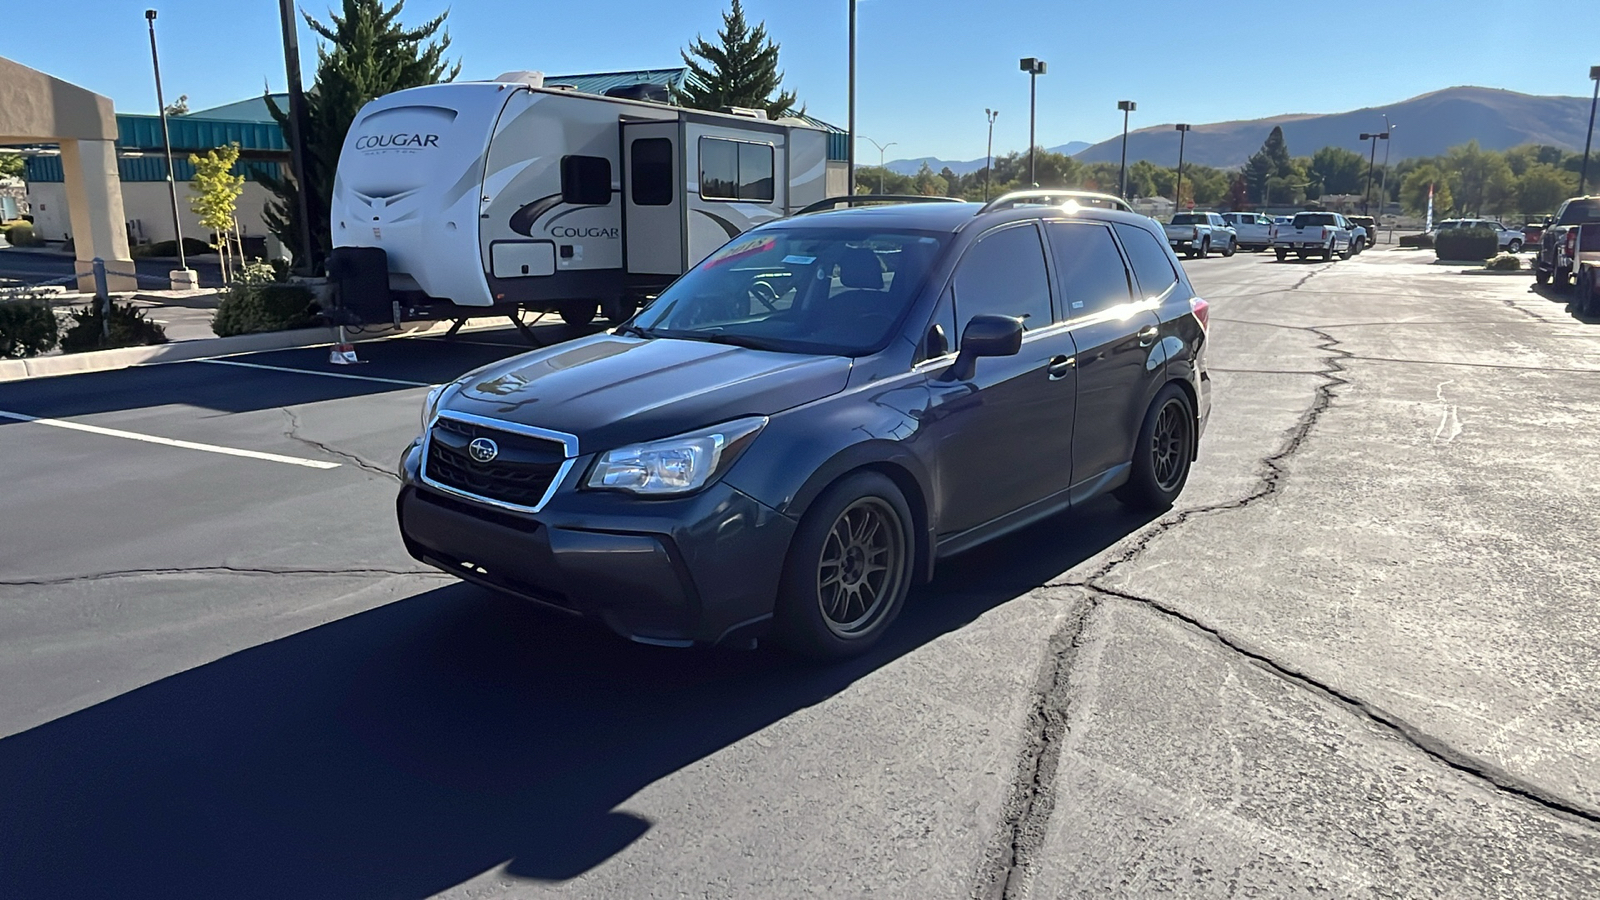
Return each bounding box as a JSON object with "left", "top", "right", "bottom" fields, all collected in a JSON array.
[
  {"left": 782, "top": 254, "right": 816, "bottom": 265},
  {"left": 707, "top": 236, "right": 777, "bottom": 268}
]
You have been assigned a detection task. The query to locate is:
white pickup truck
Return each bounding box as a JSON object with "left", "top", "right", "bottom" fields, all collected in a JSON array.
[
  {"left": 1272, "top": 211, "right": 1356, "bottom": 261},
  {"left": 1164, "top": 212, "right": 1237, "bottom": 258},
  {"left": 1220, "top": 212, "right": 1276, "bottom": 251}
]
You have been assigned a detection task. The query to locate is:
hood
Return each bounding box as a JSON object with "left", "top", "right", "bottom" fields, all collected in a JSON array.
[{"left": 441, "top": 335, "right": 853, "bottom": 451}]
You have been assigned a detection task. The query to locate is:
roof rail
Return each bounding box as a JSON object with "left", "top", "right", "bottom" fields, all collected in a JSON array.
[
  {"left": 979, "top": 189, "right": 1133, "bottom": 215},
  {"left": 794, "top": 194, "right": 965, "bottom": 216}
]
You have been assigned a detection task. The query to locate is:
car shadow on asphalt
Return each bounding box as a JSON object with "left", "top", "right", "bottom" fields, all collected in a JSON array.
[
  {"left": 0, "top": 496, "right": 1154, "bottom": 898},
  {"left": 1526, "top": 282, "right": 1598, "bottom": 323}
]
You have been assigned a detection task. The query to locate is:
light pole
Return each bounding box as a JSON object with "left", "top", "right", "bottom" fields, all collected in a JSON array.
[
  {"left": 847, "top": 0, "right": 857, "bottom": 194},
  {"left": 1359, "top": 131, "right": 1388, "bottom": 215},
  {"left": 859, "top": 136, "right": 895, "bottom": 193},
  {"left": 1173, "top": 123, "right": 1191, "bottom": 209},
  {"left": 1580, "top": 65, "right": 1600, "bottom": 194},
  {"left": 1019, "top": 57, "right": 1046, "bottom": 186},
  {"left": 1377, "top": 116, "right": 1396, "bottom": 218},
  {"left": 145, "top": 9, "right": 187, "bottom": 274},
  {"left": 1117, "top": 100, "right": 1136, "bottom": 198},
  {"left": 984, "top": 108, "right": 999, "bottom": 202}
]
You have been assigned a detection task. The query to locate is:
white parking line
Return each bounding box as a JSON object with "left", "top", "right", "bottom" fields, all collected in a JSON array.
[
  {"left": 0, "top": 410, "right": 341, "bottom": 469},
  {"left": 194, "top": 358, "right": 430, "bottom": 387}
]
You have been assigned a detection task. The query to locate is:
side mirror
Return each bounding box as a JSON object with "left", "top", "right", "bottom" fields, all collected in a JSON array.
[{"left": 949, "top": 315, "right": 1023, "bottom": 381}]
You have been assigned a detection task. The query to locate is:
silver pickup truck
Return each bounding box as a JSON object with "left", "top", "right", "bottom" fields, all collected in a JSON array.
[
  {"left": 1272, "top": 211, "right": 1355, "bottom": 261},
  {"left": 1220, "top": 212, "right": 1276, "bottom": 251},
  {"left": 1164, "top": 212, "right": 1238, "bottom": 258}
]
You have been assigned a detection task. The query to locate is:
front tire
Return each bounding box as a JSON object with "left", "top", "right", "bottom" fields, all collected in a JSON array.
[
  {"left": 1508, "top": 239, "right": 1523, "bottom": 253},
  {"left": 1221, "top": 238, "right": 1237, "bottom": 257},
  {"left": 774, "top": 472, "right": 914, "bottom": 659},
  {"left": 1116, "top": 384, "right": 1196, "bottom": 511}
]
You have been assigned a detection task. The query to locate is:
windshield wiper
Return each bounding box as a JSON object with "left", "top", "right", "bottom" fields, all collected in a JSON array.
[
  {"left": 614, "top": 323, "right": 655, "bottom": 339},
  {"left": 700, "top": 333, "right": 793, "bottom": 352}
]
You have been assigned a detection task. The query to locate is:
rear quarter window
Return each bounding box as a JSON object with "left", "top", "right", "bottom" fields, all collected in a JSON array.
[{"left": 1112, "top": 223, "right": 1179, "bottom": 298}]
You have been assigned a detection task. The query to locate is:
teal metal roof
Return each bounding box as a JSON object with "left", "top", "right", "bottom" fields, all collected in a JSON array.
[
  {"left": 118, "top": 114, "right": 287, "bottom": 153},
  {"left": 544, "top": 68, "right": 689, "bottom": 95},
  {"left": 187, "top": 95, "right": 287, "bottom": 123},
  {"left": 27, "top": 154, "right": 282, "bottom": 184}
]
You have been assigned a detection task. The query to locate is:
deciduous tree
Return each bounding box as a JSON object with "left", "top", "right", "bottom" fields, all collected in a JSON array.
[{"left": 188, "top": 143, "right": 246, "bottom": 281}]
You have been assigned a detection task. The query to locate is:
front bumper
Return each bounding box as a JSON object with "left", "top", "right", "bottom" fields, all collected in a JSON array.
[{"left": 396, "top": 439, "right": 797, "bottom": 647}]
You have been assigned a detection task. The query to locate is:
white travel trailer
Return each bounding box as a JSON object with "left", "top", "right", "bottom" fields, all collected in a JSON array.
[{"left": 328, "top": 73, "right": 830, "bottom": 325}]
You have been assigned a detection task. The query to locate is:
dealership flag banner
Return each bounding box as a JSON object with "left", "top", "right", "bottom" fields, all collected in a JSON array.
[{"left": 1425, "top": 183, "right": 1434, "bottom": 232}]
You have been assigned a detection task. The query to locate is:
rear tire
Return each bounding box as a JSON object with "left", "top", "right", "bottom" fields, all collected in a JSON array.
[
  {"left": 1555, "top": 265, "right": 1572, "bottom": 289},
  {"left": 1116, "top": 384, "right": 1196, "bottom": 511},
  {"left": 1199, "top": 239, "right": 1210, "bottom": 258},
  {"left": 1536, "top": 266, "right": 1550, "bottom": 285},
  {"left": 600, "top": 297, "right": 638, "bottom": 326},
  {"left": 559, "top": 300, "right": 598, "bottom": 326},
  {"left": 1508, "top": 239, "right": 1523, "bottom": 253},
  {"left": 774, "top": 472, "right": 914, "bottom": 659}
]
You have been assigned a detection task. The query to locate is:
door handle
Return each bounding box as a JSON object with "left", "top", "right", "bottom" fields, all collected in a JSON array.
[
  {"left": 1047, "top": 355, "right": 1076, "bottom": 379},
  {"left": 1138, "top": 326, "right": 1159, "bottom": 347}
]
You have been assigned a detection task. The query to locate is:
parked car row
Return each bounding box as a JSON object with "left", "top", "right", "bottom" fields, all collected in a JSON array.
[
  {"left": 1434, "top": 218, "right": 1526, "bottom": 252},
  {"left": 1272, "top": 211, "right": 1362, "bottom": 261},
  {"left": 1534, "top": 196, "right": 1600, "bottom": 288},
  {"left": 1163, "top": 210, "right": 1374, "bottom": 261}
]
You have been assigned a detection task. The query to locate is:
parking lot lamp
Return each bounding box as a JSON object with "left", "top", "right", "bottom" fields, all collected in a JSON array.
[
  {"left": 1359, "top": 131, "right": 1387, "bottom": 215},
  {"left": 1117, "top": 100, "right": 1136, "bottom": 198},
  {"left": 985, "top": 108, "right": 1000, "bottom": 202},
  {"left": 1580, "top": 65, "right": 1600, "bottom": 194},
  {"left": 1378, "top": 116, "right": 1396, "bottom": 218},
  {"left": 278, "top": 0, "right": 317, "bottom": 274},
  {"left": 847, "top": 0, "right": 856, "bottom": 193},
  {"left": 859, "top": 136, "right": 895, "bottom": 193},
  {"left": 1019, "top": 58, "right": 1046, "bottom": 185},
  {"left": 145, "top": 10, "right": 186, "bottom": 272},
  {"left": 1173, "top": 123, "right": 1191, "bottom": 208}
]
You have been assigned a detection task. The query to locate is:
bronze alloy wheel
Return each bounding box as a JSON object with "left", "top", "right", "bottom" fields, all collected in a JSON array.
[
  {"left": 1151, "top": 398, "right": 1192, "bottom": 492},
  {"left": 816, "top": 497, "right": 907, "bottom": 637}
]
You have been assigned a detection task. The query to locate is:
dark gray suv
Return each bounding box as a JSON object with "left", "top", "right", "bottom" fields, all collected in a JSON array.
[{"left": 397, "top": 194, "right": 1212, "bottom": 658}]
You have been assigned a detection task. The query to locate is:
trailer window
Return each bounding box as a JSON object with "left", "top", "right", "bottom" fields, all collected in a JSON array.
[
  {"left": 631, "top": 138, "right": 674, "bottom": 207},
  {"left": 699, "top": 137, "right": 775, "bottom": 203},
  {"left": 561, "top": 155, "right": 612, "bottom": 206}
]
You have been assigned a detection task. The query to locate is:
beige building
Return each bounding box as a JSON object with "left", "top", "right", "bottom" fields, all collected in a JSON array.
[{"left": 0, "top": 56, "right": 137, "bottom": 291}]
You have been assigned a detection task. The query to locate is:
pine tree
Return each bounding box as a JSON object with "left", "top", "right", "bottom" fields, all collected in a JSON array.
[
  {"left": 677, "top": 0, "right": 799, "bottom": 119},
  {"left": 1244, "top": 126, "right": 1292, "bottom": 205},
  {"left": 261, "top": 0, "right": 458, "bottom": 271}
]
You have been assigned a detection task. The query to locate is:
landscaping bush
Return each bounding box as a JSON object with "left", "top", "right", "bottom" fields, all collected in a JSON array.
[
  {"left": 1485, "top": 252, "right": 1523, "bottom": 271},
  {"left": 129, "top": 237, "right": 212, "bottom": 259},
  {"left": 3, "top": 222, "right": 42, "bottom": 247},
  {"left": 59, "top": 301, "right": 168, "bottom": 353},
  {"left": 1434, "top": 226, "right": 1498, "bottom": 261},
  {"left": 1398, "top": 232, "right": 1434, "bottom": 248},
  {"left": 212, "top": 261, "right": 320, "bottom": 336},
  {"left": 0, "top": 294, "right": 59, "bottom": 358}
]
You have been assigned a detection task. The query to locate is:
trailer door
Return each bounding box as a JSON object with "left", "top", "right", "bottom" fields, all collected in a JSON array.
[{"left": 622, "top": 121, "right": 684, "bottom": 275}]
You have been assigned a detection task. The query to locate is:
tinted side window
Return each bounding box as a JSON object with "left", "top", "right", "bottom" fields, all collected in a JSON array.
[
  {"left": 630, "top": 138, "right": 673, "bottom": 207},
  {"left": 1045, "top": 222, "right": 1131, "bottom": 317},
  {"left": 560, "top": 155, "right": 612, "bottom": 206},
  {"left": 739, "top": 142, "right": 775, "bottom": 202},
  {"left": 1113, "top": 223, "right": 1179, "bottom": 297},
  {"left": 699, "top": 138, "right": 738, "bottom": 200},
  {"left": 953, "top": 224, "right": 1052, "bottom": 334}
]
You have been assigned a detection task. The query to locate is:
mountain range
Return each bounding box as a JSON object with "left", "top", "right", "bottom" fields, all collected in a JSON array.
[
  {"left": 883, "top": 87, "right": 1594, "bottom": 175},
  {"left": 884, "top": 141, "right": 1091, "bottom": 176},
  {"left": 1069, "top": 86, "right": 1595, "bottom": 169}
]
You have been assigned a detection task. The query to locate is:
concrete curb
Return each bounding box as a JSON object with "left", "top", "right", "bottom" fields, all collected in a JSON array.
[
  {"left": 1457, "top": 268, "right": 1530, "bottom": 276},
  {"left": 0, "top": 318, "right": 507, "bottom": 383}
]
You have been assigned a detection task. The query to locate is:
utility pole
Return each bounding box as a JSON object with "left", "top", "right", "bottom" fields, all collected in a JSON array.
[
  {"left": 278, "top": 0, "right": 316, "bottom": 274},
  {"left": 1378, "top": 115, "right": 1396, "bottom": 219},
  {"left": 1019, "top": 58, "right": 1046, "bottom": 186},
  {"left": 1358, "top": 131, "right": 1387, "bottom": 216},
  {"left": 985, "top": 108, "right": 999, "bottom": 202},
  {"left": 847, "top": 0, "right": 857, "bottom": 194},
  {"left": 1117, "top": 100, "right": 1136, "bottom": 198},
  {"left": 145, "top": 10, "right": 188, "bottom": 276},
  {"left": 1174, "top": 123, "right": 1191, "bottom": 209},
  {"left": 1580, "top": 66, "right": 1600, "bottom": 194}
]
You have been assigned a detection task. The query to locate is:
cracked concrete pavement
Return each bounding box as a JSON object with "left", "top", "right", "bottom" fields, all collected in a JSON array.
[{"left": 1, "top": 249, "right": 1597, "bottom": 898}]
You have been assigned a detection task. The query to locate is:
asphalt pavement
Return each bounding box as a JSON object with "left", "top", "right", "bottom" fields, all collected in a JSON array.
[
  {"left": 0, "top": 246, "right": 226, "bottom": 289},
  {"left": 1, "top": 248, "right": 1597, "bottom": 898}
]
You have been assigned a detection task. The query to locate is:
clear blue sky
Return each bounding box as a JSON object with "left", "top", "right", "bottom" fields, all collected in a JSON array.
[{"left": 3, "top": 0, "right": 1592, "bottom": 162}]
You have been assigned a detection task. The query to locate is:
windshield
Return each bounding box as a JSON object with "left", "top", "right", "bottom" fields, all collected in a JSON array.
[
  {"left": 1170, "top": 214, "right": 1205, "bottom": 225},
  {"left": 1292, "top": 213, "right": 1337, "bottom": 227},
  {"left": 630, "top": 227, "right": 950, "bottom": 356}
]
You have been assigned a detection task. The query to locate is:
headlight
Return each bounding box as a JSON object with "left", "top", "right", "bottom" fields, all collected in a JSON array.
[
  {"left": 420, "top": 384, "right": 445, "bottom": 432},
  {"left": 586, "top": 416, "right": 767, "bottom": 496}
]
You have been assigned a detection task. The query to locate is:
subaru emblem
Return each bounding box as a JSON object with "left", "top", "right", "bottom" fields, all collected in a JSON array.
[{"left": 468, "top": 437, "right": 499, "bottom": 463}]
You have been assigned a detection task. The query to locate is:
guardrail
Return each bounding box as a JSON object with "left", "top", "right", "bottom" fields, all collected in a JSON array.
[{"left": 0, "top": 258, "right": 181, "bottom": 339}]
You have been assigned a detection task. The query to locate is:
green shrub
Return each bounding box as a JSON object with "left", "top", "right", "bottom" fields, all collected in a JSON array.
[
  {"left": 1434, "top": 226, "right": 1498, "bottom": 261},
  {"left": 0, "top": 295, "right": 60, "bottom": 357},
  {"left": 3, "top": 222, "right": 42, "bottom": 247},
  {"left": 129, "top": 237, "right": 212, "bottom": 259},
  {"left": 60, "top": 301, "right": 168, "bottom": 353},
  {"left": 212, "top": 263, "right": 319, "bottom": 336},
  {"left": 1398, "top": 232, "right": 1434, "bottom": 248},
  {"left": 1485, "top": 252, "right": 1522, "bottom": 271}
]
